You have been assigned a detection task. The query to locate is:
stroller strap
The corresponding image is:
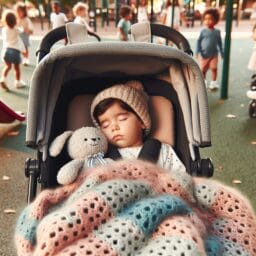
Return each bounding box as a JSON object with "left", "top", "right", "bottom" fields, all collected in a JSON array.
[{"left": 106, "top": 138, "right": 161, "bottom": 164}]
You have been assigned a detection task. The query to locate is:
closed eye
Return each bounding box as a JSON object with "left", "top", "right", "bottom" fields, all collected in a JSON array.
[
  {"left": 118, "top": 114, "right": 128, "bottom": 121},
  {"left": 100, "top": 121, "right": 109, "bottom": 129}
]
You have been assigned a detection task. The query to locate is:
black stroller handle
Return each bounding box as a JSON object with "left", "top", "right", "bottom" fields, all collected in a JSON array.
[
  {"left": 150, "top": 24, "right": 193, "bottom": 56},
  {"left": 36, "top": 25, "right": 101, "bottom": 62}
]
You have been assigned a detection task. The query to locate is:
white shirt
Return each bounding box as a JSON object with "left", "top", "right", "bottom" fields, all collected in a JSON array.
[
  {"left": 18, "top": 16, "right": 33, "bottom": 33},
  {"left": 118, "top": 143, "right": 186, "bottom": 174},
  {"left": 163, "top": 6, "right": 180, "bottom": 28},
  {"left": 137, "top": 6, "right": 148, "bottom": 23},
  {"left": 73, "top": 16, "right": 92, "bottom": 32},
  {"left": 1, "top": 26, "right": 24, "bottom": 51},
  {"left": 50, "top": 12, "right": 68, "bottom": 29}
]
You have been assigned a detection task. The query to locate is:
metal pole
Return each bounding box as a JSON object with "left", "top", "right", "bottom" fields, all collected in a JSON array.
[
  {"left": 150, "top": 0, "right": 154, "bottom": 22},
  {"left": 115, "top": 0, "right": 118, "bottom": 26},
  {"left": 171, "top": 0, "right": 175, "bottom": 28},
  {"left": 35, "top": 0, "right": 44, "bottom": 30},
  {"left": 136, "top": 0, "right": 139, "bottom": 23},
  {"left": 220, "top": 0, "right": 233, "bottom": 99},
  {"left": 93, "top": 0, "right": 97, "bottom": 31}
]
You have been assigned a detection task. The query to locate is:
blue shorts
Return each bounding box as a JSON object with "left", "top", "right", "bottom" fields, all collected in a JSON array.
[
  {"left": 3, "top": 48, "right": 22, "bottom": 65},
  {"left": 20, "top": 32, "right": 30, "bottom": 47}
]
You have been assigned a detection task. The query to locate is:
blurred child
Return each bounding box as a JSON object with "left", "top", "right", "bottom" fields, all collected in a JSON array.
[
  {"left": 72, "top": 2, "right": 93, "bottom": 33},
  {"left": 161, "top": 0, "right": 181, "bottom": 31},
  {"left": 117, "top": 5, "right": 132, "bottom": 41},
  {"left": 15, "top": 2, "right": 33, "bottom": 66},
  {"left": 50, "top": 0, "right": 68, "bottom": 29},
  {"left": 250, "top": 3, "right": 256, "bottom": 25},
  {"left": 137, "top": 0, "right": 149, "bottom": 23},
  {"left": 196, "top": 8, "right": 223, "bottom": 90},
  {"left": 0, "top": 10, "right": 26, "bottom": 91},
  {"left": 247, "top": 24, "right": 256, "bottom": 99}
]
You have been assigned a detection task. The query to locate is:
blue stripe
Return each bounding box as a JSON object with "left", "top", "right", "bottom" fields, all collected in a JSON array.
[
  {"left": 15, "top": 206, "right": 39, "bottom": 245},
  {"left": 204, "top": 236, "right": 222, "bottom": 256},
  {"left": 119, "top": 195, "right": 191, "bottom": 235}
]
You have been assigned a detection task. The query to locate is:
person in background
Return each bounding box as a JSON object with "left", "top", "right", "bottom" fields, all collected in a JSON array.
[
  {"left": 161, "top": 0, "right": 181, "bottom": 31},
  {"left": 137, "top": 0, "right": 149, "bottom": 23},
  {"left": 72, "top": 2, "right": 93, "bottom": 33},
  {"left": 196, "top": 8, "right": 223, "bottom": 91},
  {"left": 15, "top": 2, "right": 33, "bottom": 66},
  {"left": 117, "top": 5, "right": 132, "bottom": 41},
  {"left": 0, "top": 10, "right": 26, "bottom": 91},
  {"left": 50, "top": 0, "right": 68, "bottom": 29},
  {"left": 250, "top": 3, "right": 256, "bottom": 25}
]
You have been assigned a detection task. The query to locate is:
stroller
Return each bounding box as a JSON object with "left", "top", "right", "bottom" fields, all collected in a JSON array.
[
  {"left": 25, "top": 22, "right": 214, "bottom": 203},
  {"left": 247, "top": 74, "right": 256, "bottom": 118},
  {"left": 16, "top": 23, "right": 256, "bottom": 256}
]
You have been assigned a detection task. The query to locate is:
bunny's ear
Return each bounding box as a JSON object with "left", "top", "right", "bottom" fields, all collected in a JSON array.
[{"left": 49, "top": 131, "right": 73, "bottom": 157}]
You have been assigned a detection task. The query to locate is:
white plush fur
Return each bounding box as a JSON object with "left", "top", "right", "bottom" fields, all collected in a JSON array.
[{"left": 49, "top": 127, "right": 109, "bottom": 185}]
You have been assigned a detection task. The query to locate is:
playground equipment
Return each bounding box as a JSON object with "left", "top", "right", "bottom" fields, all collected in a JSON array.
[{"left": 0, "top": 100, "right": 26, "bottom": 123}]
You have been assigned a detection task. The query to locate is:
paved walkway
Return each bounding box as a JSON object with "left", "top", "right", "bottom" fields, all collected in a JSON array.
[{"left": 30, "top": 18, "right": 253, "bottom": 40}]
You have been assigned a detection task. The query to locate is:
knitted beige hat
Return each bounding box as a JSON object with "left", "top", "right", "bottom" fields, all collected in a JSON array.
[{"left": 91, "top": 80, "right": 151, "bottom": 133}]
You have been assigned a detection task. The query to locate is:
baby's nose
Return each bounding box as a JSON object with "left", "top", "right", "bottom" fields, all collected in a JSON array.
[{"left": 111, "top": 123, "right": 120, "bottom": 131}]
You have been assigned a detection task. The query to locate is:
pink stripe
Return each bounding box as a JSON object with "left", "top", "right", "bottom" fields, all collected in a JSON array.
[
  {"left": 153, "top": 216, "right": 205, "bottom": 254},
  {"left": 55, "top": 233, "right": 118, "bottom": 256},
  {"left": 34, "top": 191, "right": 112, "bottom": 255},
  {"left": 15, "top": 234, "right": 33, "bottom": 256}
]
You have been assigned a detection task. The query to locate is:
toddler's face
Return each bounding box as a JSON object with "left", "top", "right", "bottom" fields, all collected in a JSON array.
[
  {"left": 98, "top": 102, "right": 145, "bottom": 148},
  {"left": 17, "top": 9, "right": 25, "bottom": 18},
  {"left": 78, "top": 8, "right": 87, "bottom": 17},
  {"left": 124, "top": 12, "right": 132, "bottom": 21},
  {"left": 203, "top": 14, "right": 215, "bottom": 28},
  {"left": 52, "top": 3, "right": 60, "bottom": 13}
]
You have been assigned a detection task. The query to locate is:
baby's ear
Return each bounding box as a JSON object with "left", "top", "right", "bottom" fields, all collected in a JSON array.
[{"left": 49, "top": 131, "right": 73, "bottom": 157}]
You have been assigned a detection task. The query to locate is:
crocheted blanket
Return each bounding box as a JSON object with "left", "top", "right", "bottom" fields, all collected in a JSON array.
[{"left": 15, "top": 160, "right": 256, "bottom": 256}]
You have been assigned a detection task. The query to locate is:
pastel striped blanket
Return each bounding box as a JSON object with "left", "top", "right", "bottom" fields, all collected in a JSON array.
[{"left": 15, "top": 160, "right": 256, "bottom": 256}]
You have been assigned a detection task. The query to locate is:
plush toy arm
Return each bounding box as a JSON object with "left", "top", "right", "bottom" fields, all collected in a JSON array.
[
  {"left": 49, "top": 131, "right": 73, "bottom": 157},
  {"left": 57, "top": 159, "right": 84, "bottom": 185}
]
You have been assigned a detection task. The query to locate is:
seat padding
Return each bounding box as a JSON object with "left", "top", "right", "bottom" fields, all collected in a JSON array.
[{"left": 67, "top": 94, "right": 174, "bottom": 146}]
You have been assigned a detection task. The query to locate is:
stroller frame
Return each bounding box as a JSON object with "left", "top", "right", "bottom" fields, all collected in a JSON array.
[{"left": 25, "top": 23, "right": 213, "bottom": 203}]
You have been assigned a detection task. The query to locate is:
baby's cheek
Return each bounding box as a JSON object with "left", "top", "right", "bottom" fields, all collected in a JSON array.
[{"left": 102, "top": 130, "right": 111, "bottom": 141}]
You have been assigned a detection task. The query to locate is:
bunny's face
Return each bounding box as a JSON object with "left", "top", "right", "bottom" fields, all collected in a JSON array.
[{"left": 68, "top": 127, "right": 108, "bottom": 159}]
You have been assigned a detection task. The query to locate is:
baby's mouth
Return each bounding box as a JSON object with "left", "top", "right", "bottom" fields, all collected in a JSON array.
[{"left": 113, "top": 135, "right": 123, "bottom": 141}]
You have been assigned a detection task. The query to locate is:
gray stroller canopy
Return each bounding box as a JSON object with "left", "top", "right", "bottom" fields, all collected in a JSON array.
[{"left": 26, "top": 42, "right": 210, "bottom": 160}]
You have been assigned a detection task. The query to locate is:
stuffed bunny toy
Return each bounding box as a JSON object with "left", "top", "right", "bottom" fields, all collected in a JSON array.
[{"left": 49, "top": 126, "right": 112, "bottom": 185}]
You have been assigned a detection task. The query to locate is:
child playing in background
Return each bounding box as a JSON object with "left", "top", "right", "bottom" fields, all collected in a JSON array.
[
  {"left": 196, "top": 8, "right": 223, "bottom": 91},
  {"left": 15, "top": 2, "right": 33, "bottom": 66},
  {"left": 250, "top": 3, "right": 256, "bottom": 25},
  {"left": 117, "top": 5, "right": 132, "bottom": 41},
  {"left": 91, "top": 80, "right": 185, "bottom": 173},
  {"left": 72, "top": 2, "right": 93, "bottom": 33},
  {"left": 137, "top": 0, "right": 149, "bottom": 23},
  {"left": 161, "top": 0, "right": 181, "bottom": 31},
  {"left": 0, "top": 10, "right": 26, "bottom": 91},
  {"left": 247, "top": 24, "right": 256, "bottom": 99},
  {"left": 50, "top": 0, "right": 68, "bottom": 29}
]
